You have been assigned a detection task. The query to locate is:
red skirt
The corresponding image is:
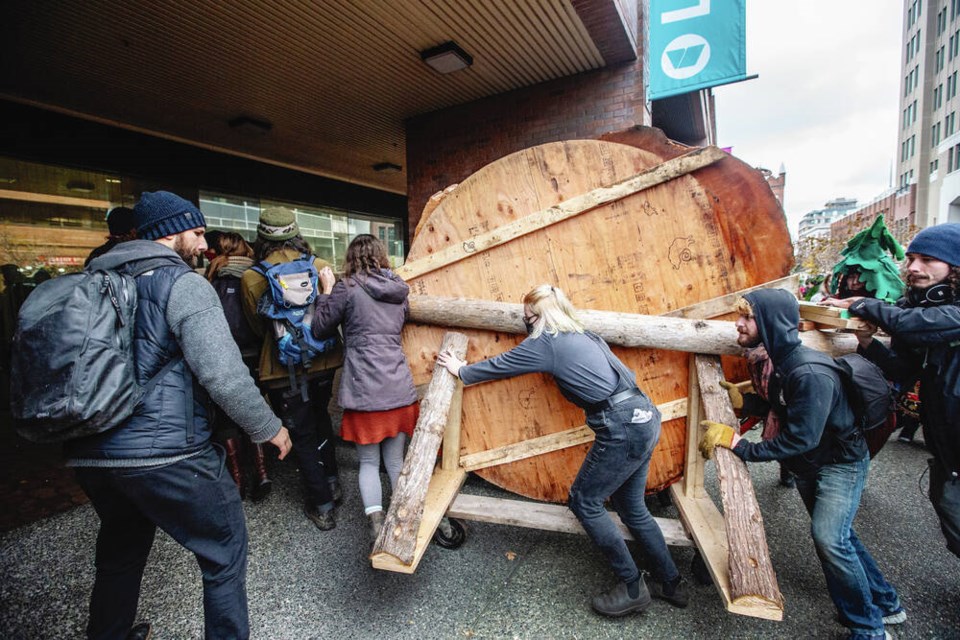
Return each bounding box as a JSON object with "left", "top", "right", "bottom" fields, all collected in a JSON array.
[{"left": 340, "top": 402, "right": 419, "bottom": 445}]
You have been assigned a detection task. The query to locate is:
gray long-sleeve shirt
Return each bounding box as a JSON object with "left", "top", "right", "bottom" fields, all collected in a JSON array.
[
  {"left": 168, "top": 271, "right": 281, "bottom": 444},
  {"left": 459, "top": 331, "right": 625, "bottom": 409}
]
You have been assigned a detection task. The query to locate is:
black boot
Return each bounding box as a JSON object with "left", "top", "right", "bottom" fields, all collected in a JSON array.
[
  {"left": 223, "top": 438, "right": 245, "bottom": 498},
  {"left": 126, "top": 623, "right": 152, "bottom": 640},
  {"left": 779, "top": 464, "right": 795, "bottom": 488},
  {"left": 591, "top": 579, "right": 651, "bottom": 617},
  {"left": 249, "top": 442, "right": 273, "bottom": 501}
]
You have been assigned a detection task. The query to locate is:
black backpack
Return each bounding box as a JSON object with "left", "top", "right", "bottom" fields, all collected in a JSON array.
[
  {"left": 10, "top": 263, "right": 179, "bottom": 443},
  {"left": 829, "top": 353, "right": 896, "bottom": 432}
]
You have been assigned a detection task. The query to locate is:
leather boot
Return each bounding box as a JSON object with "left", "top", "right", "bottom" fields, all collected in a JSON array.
[
  {"left": 223, "top": 438, "right": 245, "bottom": 498},
  {"left": 250, "top": 442, "right": 273, "bottom": 501},
  {"left": 368, "top": 510, "right": 385, "bottom": 541}
]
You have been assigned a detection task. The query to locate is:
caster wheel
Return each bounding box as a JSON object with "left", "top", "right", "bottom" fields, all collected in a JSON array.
[
  {"left": 433, "top": 517, "right": 466, "bottom": 549},
  {"left": 691, "top": 551, "right": 711, "bottom": 585}
]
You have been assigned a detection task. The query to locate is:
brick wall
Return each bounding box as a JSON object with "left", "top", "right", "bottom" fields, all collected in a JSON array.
[{"left": 405, "top": 59, "right": 649, "bottom": 233}]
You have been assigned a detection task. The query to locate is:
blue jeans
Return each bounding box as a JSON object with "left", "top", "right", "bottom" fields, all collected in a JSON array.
[
  {"left": 794, "top": 458, "right": 900, "bottom": 637},
  {"left": 929, "top": 457, "right": 960, "bottom": 559},
  {"left": 75, "top": 445, "right": 249, "bottom": 640},
  {"left": 568, "top": 394, "right": 679, "bottom": 585}
]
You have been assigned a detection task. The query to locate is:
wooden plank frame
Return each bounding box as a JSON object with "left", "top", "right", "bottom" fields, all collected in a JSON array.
[{"left": 378, "top": 280, "right": 789, "bottom": 622}]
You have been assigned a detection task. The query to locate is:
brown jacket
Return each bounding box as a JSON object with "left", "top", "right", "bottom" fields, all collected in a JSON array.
[{"left": 241, "top": 248, "right": 343, "bottom": 387}]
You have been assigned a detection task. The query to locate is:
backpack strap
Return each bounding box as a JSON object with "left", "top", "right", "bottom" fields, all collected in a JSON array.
[{"left": 251, "top": 260, "right": 274, "bottom": 277}]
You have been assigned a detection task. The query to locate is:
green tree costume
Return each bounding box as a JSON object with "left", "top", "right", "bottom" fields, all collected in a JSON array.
[{"left": 830, "top": 215, "right": 905, "bottom": 303}]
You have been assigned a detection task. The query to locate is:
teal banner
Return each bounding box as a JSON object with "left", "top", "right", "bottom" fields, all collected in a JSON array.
[{"left": 648, "top": 0, "right": 747, "bottom": 100}]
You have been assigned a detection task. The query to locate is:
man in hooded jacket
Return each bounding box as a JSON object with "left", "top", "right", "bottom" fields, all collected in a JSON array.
[{"left": 701, "top": 289, "right": 902, "bottom": 640}]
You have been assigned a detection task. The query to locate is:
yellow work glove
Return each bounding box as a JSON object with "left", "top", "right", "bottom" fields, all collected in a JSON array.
[
  {"left": 719, "top": 380, "right": 743, "bottom": 410},
  {"left": 699, "top": 420, "right": 737, "bottom": 460}
]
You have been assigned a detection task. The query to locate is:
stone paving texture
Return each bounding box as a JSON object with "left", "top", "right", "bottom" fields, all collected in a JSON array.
[{"left": 1, "top": 431, "right": 958, "bottom": 639}]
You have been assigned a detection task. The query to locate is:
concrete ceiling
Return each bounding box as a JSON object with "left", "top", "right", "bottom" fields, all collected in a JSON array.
[{"left": 2, "top": 1, "right": 637, "bottom": 196}]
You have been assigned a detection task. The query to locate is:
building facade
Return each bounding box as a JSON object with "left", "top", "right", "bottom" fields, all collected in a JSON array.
[
  {"left": 897, "top": 0, "right": 960, "bottom": 227},
  {"left": 797, "top": 197, "right": 859, "bottom": 239}
]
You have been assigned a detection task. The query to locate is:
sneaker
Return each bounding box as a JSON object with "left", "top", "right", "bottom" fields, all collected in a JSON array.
[
  {"left": 882, "top": 608, "right": 907, "bottom": 625},
  {"left": 647, "top": 576, "right": 689, "bottom": 608},
  {"left": 897, "top": 435, "right": 913, "bottom": 444},
  {"left": 591, "top": 580, "right": 651, "bottom": 617},
  {"left": 303, "top": 504, "right": 336, "bottom": 531}
]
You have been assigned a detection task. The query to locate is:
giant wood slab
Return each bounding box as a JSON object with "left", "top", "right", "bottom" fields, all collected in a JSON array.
[{"left": 401, "top": 128, "right": 793, "bottom": 503}]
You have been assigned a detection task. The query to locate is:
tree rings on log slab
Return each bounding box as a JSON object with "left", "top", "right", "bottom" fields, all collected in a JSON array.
[{"left": 402, "top": 128, "right": 793, "bottom": 503}]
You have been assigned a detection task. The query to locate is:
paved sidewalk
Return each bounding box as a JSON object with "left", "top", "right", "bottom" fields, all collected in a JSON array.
[{"left": 1, "top": 433, "right": 958, "bottom": 639}]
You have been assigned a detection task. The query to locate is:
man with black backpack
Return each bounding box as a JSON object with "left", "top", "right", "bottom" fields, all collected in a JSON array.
[
  {"left": 241, "top": 206, "right": 344, "bottom": 531},
  {"left": 66, "top": 191, "right": 292, "bottom": 640},
  {"left": 700, "top": 289, "right": 902, "bottom": 640},
  {"left": 828, "top": 223, "right": 960, "bottom": 561}
]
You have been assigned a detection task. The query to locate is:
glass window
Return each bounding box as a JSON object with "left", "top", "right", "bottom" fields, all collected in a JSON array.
[{"left": 199, "top": 191, "right": 407, "bottom": 268}]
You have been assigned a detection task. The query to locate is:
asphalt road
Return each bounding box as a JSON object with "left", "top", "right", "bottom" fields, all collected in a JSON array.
[{"left": 1, "top": 430, "right": 958, "bottom": 639}]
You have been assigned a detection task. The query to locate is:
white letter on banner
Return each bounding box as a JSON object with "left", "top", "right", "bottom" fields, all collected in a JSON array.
[
  {"left": 661, "top": 0, "right": 710, "bottom": 24},
  {"left": 661, "top": 34, "right": 711, "bottom": 79}
]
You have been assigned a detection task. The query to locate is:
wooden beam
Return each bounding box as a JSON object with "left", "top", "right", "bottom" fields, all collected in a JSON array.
[
  {"left": 459, "top": 397, "right": 687, "bottom": 472},
  {"left": 696, "top": 354, "right": 784, "bottom": 619},
  {"left": 407, "top": 295, "right": 867, "bottom": 357},
  {"left": 371, "top": 332, "right": 468, "bottom": 566},
  {"left": 395, "top": 145, "right": 728, "bottom": 281},
  {"left": 441, "top": 381, "right": 463, "bottom": 471},
  {"left": 448, "top": 494, "right": 694, "bottom": 548},
  {"left": 682, "top": 353, "right": 707, "bottom": 498},
  {"left": 664, "top": 275, "right": 800, "bottom": 319},
  {"left": 370, "top": 466, "right": 467, "bottom": 574}
]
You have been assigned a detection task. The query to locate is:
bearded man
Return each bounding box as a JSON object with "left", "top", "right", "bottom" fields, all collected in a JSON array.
[
  {"left": 68, "top": 191, "right": 291, "bottom": 639},
  {"left": 828, "top": 223, "right": 960, "bottom": 561}
]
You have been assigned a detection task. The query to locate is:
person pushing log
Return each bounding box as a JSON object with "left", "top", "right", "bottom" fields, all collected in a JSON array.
[{"left": 436, "top": 284, "right": 687, "bottom": 617}]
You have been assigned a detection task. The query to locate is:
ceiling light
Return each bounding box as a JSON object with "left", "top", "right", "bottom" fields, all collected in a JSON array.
[
  {"left": 373, "top": 162, "right": 403, "bottom": 173},
  {"left": 420, "top": 41, "right": 473, "bottom": 74},
  {"left": 66, "top": 180, "right": 95, "bottom": 193},
  {"left": 228, "top": 115, "right": 273, "bottom": 135}
]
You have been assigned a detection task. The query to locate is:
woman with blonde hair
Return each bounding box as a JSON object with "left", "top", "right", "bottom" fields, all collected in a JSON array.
[
  {"left": 437, "top": 284, "right": 685, "bottom": 617},
  {"left": 312, "top": 234, "right": 419, "bottom": 545}
]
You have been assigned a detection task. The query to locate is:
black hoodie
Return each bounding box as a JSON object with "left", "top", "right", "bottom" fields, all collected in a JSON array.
[{"left": 733, "top": 289, "right": 868, "bottom": 475}]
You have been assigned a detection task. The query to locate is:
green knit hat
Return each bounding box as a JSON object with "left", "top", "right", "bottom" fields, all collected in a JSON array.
[{"left": 257, "top": 206, "right": 300, "bottom": 241}]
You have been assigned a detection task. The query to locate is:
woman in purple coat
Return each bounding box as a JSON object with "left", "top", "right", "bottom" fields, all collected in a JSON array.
[{"left": 312, "top": 235, "right": 419, "bottom": 544}]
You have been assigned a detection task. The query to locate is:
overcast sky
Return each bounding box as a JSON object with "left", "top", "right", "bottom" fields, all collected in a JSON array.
[{"left": 713, "top": 0, "right": 903, "bottom": 237}]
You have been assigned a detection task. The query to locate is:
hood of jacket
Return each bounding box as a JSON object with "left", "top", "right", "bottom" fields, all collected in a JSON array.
[
  {"left": 351, "top": 268, "right": 409, "bottom": 304},
  {"left": 86, "top": 239, "right": 187, "bottom": 272},
  {"left": 744, "top": 289, "right": 802, "bottom": 365}
]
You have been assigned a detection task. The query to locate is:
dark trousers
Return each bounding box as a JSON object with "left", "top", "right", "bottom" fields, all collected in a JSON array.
[
  {"left": 75, "top": 446, "right": 249, "bottom": 640},
  {"left": 268, "top": 376, "right": 339, "bottom": 509},
  {"left": 929, "top": 457, "right": 960, "bottom": 559}
]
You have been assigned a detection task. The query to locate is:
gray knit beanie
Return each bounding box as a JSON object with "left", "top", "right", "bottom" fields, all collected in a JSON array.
[
  {"left": 257, "top": 207, "right": 300, "bottom": 241},
  {"left": 134, "top": 191, "right": 207, "bottom": 240}
]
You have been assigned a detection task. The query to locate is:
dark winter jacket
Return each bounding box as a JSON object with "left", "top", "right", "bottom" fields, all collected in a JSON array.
[
  {"left": 732, "top": 289, "right": 868, "bottom": 475},
  {"left": 67, "top": 241, "right": 281, "bottom": 464},
  {"left": 849, "top": 294, "right": 960, "bottom": 476},
  {"left": 211, "top": 267, "right": 260, "bottom": 360},
  {"left": 311, "top": 268, "right": 417, "bottom": 412}
]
